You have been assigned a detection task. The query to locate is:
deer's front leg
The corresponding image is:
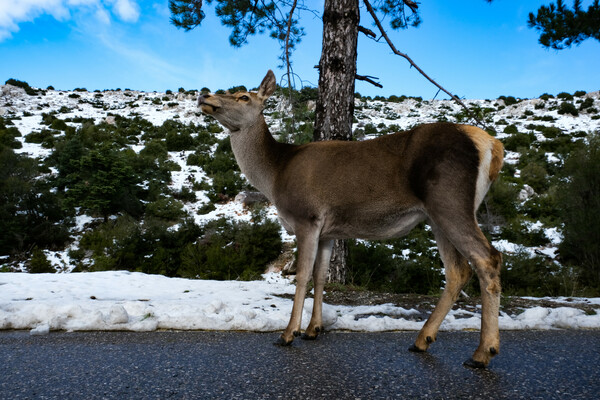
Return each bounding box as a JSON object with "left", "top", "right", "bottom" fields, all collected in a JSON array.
[
  {"left": 275, "top": 230, "right": 320, "bottom": 346},
  {"left": 302, "top": 239, "right": 334, "bottom": 340}
]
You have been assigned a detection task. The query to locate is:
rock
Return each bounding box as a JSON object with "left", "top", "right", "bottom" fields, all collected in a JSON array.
[
  {"left": 234, "top": 191, "right": 269, "bottom": 207},
  {"left": 518, "top": 185, "right": 535, "bottom": 202}
]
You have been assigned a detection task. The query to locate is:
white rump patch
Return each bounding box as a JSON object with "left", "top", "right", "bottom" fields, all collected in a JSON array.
[{"left": 474, "top": 142, "right": 493, "bottom": 210}]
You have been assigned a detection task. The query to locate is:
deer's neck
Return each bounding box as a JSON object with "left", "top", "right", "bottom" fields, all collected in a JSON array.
[{"left": 229, "top": 118, "right": 287, "bottom": 201}]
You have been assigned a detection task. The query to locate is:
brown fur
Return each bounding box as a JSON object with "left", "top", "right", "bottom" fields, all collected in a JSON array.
[{"left": 197, "top": 70, "right": 505, "bottom": 368}]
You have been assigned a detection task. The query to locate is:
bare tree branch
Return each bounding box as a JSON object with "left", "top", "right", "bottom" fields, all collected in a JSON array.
[
  {"left": 362, "top": 0, "right": 488, "bottom": 129},
  {"left": 282, "top": 0, "right": 299, "bottom": 142},
  {"left": 358, "top": 25, "right": 376, "bottom": 38},
  {"left": 284, "top": 0, "right": 299, "bottom": 93},
  {"left": 356, "top": 74, "right": 383, "bottom": 88}
]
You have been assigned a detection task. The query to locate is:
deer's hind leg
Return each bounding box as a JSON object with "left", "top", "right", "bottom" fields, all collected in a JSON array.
[
  {"left": 427, "top": 213, "right": 502, "bottom": 368},
  {"left": 410, "top": 222, "right": 473, "bottom": 353}
]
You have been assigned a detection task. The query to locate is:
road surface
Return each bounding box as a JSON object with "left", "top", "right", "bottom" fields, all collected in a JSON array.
[{"left": 1, "top": 330, "right": 599, "bottom": 399}]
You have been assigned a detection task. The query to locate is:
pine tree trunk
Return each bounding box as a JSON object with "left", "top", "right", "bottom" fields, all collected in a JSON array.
[{"left": 314, "top": 0, "right": 359, "bottom": 284}]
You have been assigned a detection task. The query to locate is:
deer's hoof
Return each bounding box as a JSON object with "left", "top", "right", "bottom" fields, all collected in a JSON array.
[
  {"left": 408, "top": 344, "right": 427, "bottom": 353},
  {"left": 302, "top": 326, "right": 322, "bottom": 340},
  {"left": 463, "top": 358, "right": 487, "bottom": 369},
  {"left": 274, "top": 336, "right": 293, "bottom": 346}
]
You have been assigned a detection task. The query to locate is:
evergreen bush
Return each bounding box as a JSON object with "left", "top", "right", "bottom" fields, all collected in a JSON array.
[
  {"left": 558, "top": 102, "right": 579, "bottom": 116},
  {"left": 558, "top": 134, "right": 600, "bottom": 289},
  {"left": 0, "top": 148, "right": 71, "bottom": 256},
  {"left": 501, "top": 248, "right": 574, "bottom": 296},
  {"left": 520, "top": 162, "right": 549, "bottom": 193},
  {"left": 28, "top": 248, "right": 54, "bottom": 273},
  {"left": 166, "top": 130, "right": 195, "bottom": 151},
  {"left": 347, "top": 224, "right": 444, "bottom": 294},
  {"left": 502, "top": 131, "right": 534, "bottom": 152},
  {"left": 579, "top": 97, "right": 594, "bottom": 110},
  {"left": 498, "top": 95, "right": 519, "bottom": 106},
  {"left": 0, "top": 125, "right": 22, "bottom": 149},
  {"left": 180, "top": 210, "right": 282, "bottom": 280},
  {"left": 556, "top": 92, "right": 573, "bottom": 100},
  {"left": 5, "top": 78, "right": 37, "bottom": 95},
  {"left": 145, "top": 197, "right": 186, "bottom": 220}
]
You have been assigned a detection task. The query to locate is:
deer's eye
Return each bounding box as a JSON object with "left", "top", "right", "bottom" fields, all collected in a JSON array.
[{"left": 239, "top": 95, "right": 250, "bottom": 101}]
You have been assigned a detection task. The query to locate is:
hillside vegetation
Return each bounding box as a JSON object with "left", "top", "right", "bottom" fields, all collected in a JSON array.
[{"left": 1, "top": 80, "right": 599, "bottom": 297}]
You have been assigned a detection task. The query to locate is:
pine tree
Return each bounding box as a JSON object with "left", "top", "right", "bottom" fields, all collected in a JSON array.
[{"left": 527, "top": 0, "right": 600, "bottom": 49}]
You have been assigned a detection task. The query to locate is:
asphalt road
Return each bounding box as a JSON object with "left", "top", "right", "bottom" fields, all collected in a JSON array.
[{"left": 1, "top": 330, "right": 599, "bottom": 399}]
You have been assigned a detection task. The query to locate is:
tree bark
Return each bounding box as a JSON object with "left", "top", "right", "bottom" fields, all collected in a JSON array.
[{"left": 314, "top": 0, "right": 359, "bottom": 283}]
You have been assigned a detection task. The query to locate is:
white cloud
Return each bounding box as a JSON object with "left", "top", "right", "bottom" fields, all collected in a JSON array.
[
  {"left": 94, "top": 5, "right": 110, "bottom": 25},
  {"left": 109, "top": 0, "right": 139, "bottom": 23},
  {"left": 0, "top": 0, "right": 139, "bottom": 41}
]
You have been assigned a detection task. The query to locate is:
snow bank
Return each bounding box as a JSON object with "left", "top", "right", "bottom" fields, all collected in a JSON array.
[{"left": 0, "top": 272, "right": 598, "bottom": 335}]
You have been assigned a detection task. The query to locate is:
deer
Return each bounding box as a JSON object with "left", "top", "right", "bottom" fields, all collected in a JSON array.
[{"left": 197, "top": 70, "right": 504, "bottom": 368}]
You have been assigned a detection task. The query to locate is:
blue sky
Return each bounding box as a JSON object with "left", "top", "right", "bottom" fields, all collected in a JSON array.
[{"left": 0, "top": 1, "right": 598, "bottom": 99}]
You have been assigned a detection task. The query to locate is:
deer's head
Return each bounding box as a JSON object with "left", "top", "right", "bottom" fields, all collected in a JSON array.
[{"left": 197, "top": 70, "right": 276, "bottom": 132}]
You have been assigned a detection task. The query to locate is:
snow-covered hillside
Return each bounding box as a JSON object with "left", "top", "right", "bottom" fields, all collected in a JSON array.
[
  {"left": 2, "top": 83, "right": 598, "bottom": 272},
  {"left": 1, "top": 82, "right": 600, "bottom": 334}
]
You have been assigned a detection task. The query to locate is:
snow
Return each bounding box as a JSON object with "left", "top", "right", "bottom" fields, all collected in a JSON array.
[{"left": 0, "top": 271, "right": 598, "bottom": 335}]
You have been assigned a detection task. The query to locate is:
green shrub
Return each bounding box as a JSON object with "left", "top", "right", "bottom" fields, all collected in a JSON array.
[
  {"left": 5, "top": 78, "right": 37, "bottom": 95},
  {"left": 0, "top": 126, "right": 22, "bottom": 149},
  {"left": 363, "top": 123, "right": 378, "bottom": 135},
  {"left": 25, "top": 129, "right": 57, "bottom": 148},
  {"left": 347, "top": 224, "right": 444, "bottom": 294},
  {"left": 180, "top": 210, "right": 282, "bottom": 280},
  {"left": 479, "top": 177, "right": 520, "bottom": 221},
  {"left": 228, "top": 85, "right": 247, "bottom": 94},
  {"left": 539, "top": 125, "right": 562, "bottom": 138},
  {"left": 499, "top": 219, "right": 549, "bottom": 247},
  {"left": 558, "top": 134, "right": 600, "bottom": 290},
  {"left": 63, "top": 145, "right": 143, "bottom": 221},
  {"left": 207, "top": 170, "right": 245, "bottom": 202},
  {"left": 28, "top": 248, "right": 54, "bottom": 273},
  {"left": 579, "top": 97, "right": 594, "bottom": 110},
  {"left": 520, "top": 162, "right": 549, "bottom": 193},
  {"left": 558, "top": 102, "right": 579, "bottom": 116},
  {"left": 145, "top": 197, "right": 186, "bottom": 220},
  {"left": 140, "top": 139, "right": 168, "bottom": 161},
  {"left": 199, "top": 137, "right": 246, "bottom": 201},
  {"left": 78, "top": 215, "right": 143, "bottom": 271},
  {"left": 166, "top": 130, "right": 195, "bottom": 151},
  {"left": 174, "top": 187, "right": 197, "bottom": 202},
  {"left": 0, "top": 147, "right": 72, "bottom": 255},
  {"left": 138, "top": 218, "right": 204, "bottom": 276},
  {"left": 502, "top": 131, "right": 534, "bottom": 152},
  {"left": 521, "top": 192, "right": 560, "bottom": 224},
  {"left": 502, "top": 248, "right": 576, "bottom": 296},
  {"left": 503, "top": 124, "right": 519, "bottom": 134},
  {"left": 207, "top": 123, "right": 223, "bottom": 134},
  {"left": 498, "top": 95, "right": 518, "bottom": 106},
  {"left": 538, "top": 135, "right": 581, "bottom": 157},
  {"left": 50, "top": 118, "right": 69, "bottom": 131},
  {"left": 557, "top": 92, "right": 573, "bottom": 101}
]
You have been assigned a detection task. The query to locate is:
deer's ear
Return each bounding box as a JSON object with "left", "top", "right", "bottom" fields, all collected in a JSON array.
[{"left": 257, "top": 70, "right": 276, "bottom": 101}]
